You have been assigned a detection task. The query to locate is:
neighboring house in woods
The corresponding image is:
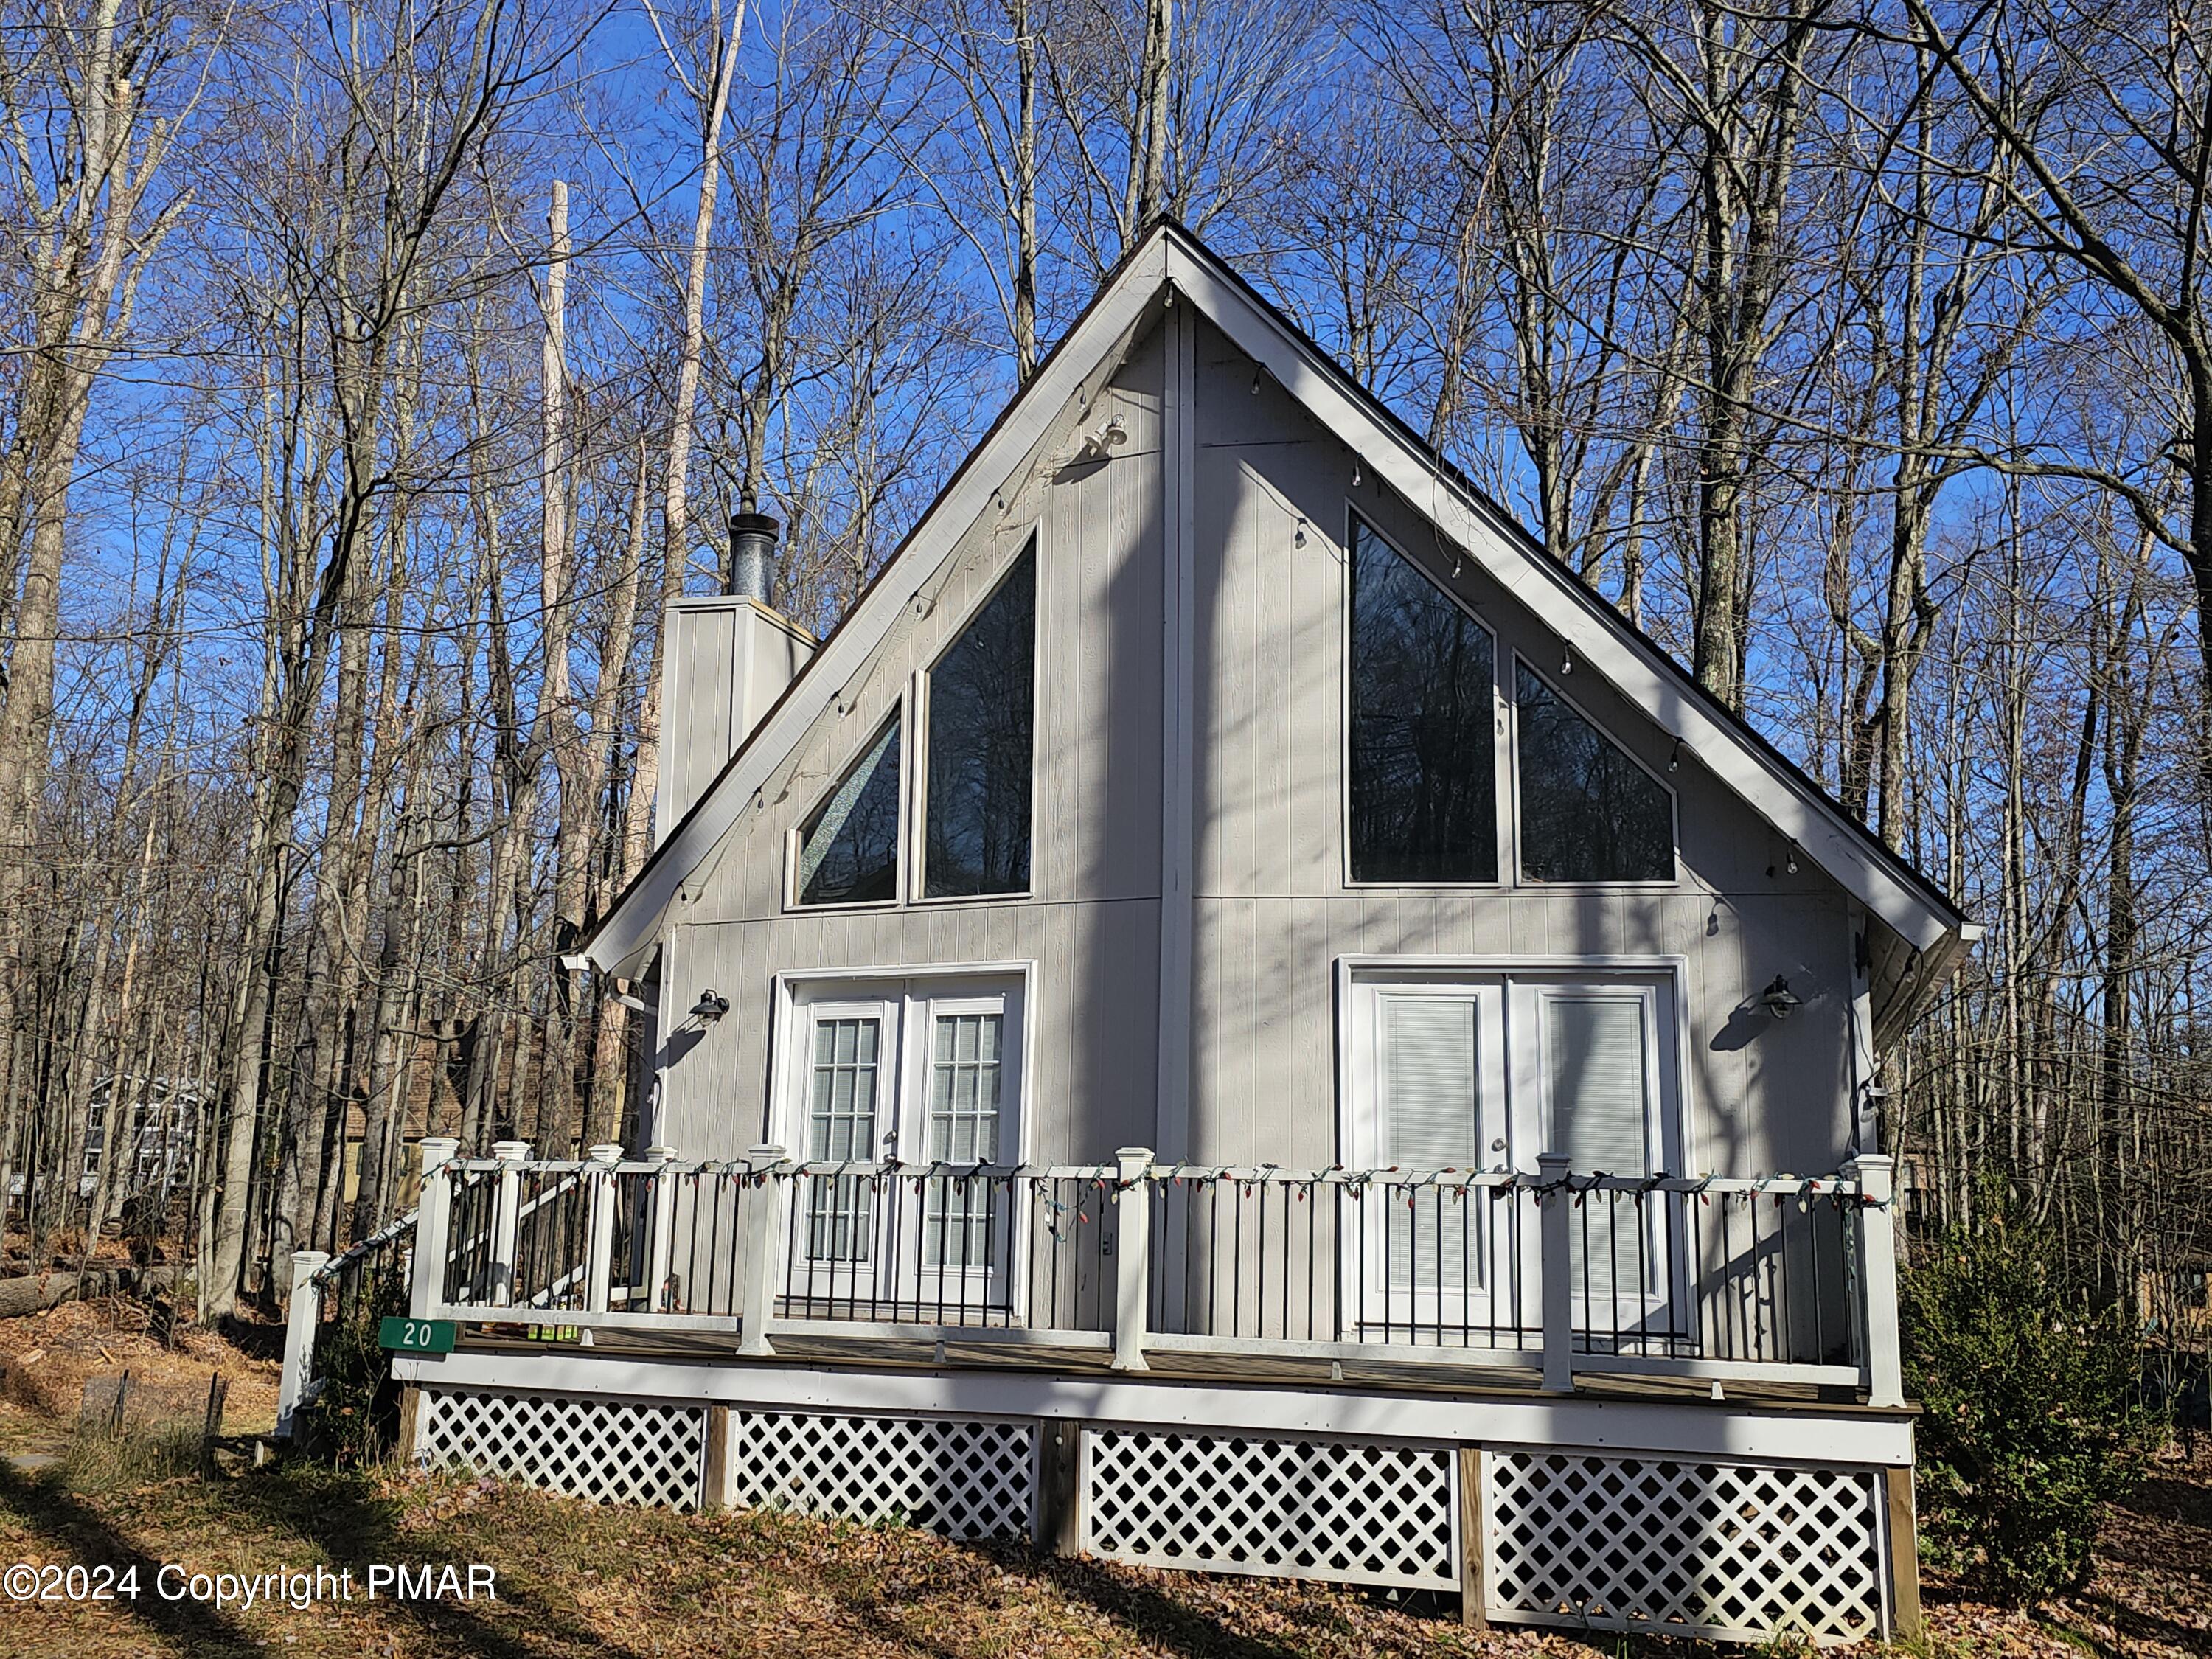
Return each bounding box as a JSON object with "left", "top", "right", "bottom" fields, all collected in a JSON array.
[
  {"left": 78, "top": 1077, "right": 203, "bottom": 1205},
  {"left": 296, "top": 223, "right": 1979, "bottom": 1647}
]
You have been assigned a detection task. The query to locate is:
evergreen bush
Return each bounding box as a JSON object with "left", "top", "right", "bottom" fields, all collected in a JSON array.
[{"left": 1902, "top": 1206, "right": 2153, "bottom": 1602}]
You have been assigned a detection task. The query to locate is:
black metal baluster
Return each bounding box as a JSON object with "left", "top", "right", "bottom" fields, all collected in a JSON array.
[
  {"left": 1809, "top": 1188, "right": 1828, "bottom": 1363},
  {"left": 1773, "top": 1191, "right": 1790, "bottom": 1364},
  {"left": 785, "top": 1172, "right": 803, "bottom": 1317},
  {"left": 1292, "top": 1186, "right": 1310, "bottom": 1354},
  {"left": 1182, "top": 1178, "right": 1197, "bottom": 1335},
  {"left": 1576, "top": 1188, "right": 1590, "bottom": 1354},
  {"left": 1609, "top": 1189, "right": 1624, "bottom": 1354}
]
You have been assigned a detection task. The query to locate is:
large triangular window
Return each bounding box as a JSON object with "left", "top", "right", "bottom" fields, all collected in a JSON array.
[
  {"left": 1347, "top": 518, "right": 1498, "bottom": 883},
  {"left": 923, "top": 544, "right": 1035, "bottom": 897},
  {"left": 1514, "top": 661, "right": 1673, "bottom": 882},
  {"left": 797, "top": 717, "right": 902, "bottom": 905}
]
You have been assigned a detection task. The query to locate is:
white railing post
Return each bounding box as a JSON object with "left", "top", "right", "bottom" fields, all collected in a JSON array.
[
  {"left": 409, "top": 1136, "right": 459, "bottom": 1318},
  {"left": 583, "top": 1143, "right": 624, "bottom": 1315},
  {"left": 1112, "top": 1147, "right": 1153, "bottom": 1373},
  {"left": 275, "top": 1249, "right": 330, "bottom": 1440},
  {"left": 490, "top": 1139, "right": 532, "bottom": 1306},
  {"left": 1844, "top": 1154, "right": 1905, "bottom": 1408},
  {"left": 644, "top": 1145, "right": 679, "bottom": 1315},
  {"left": 737, "top": 1144, "right": 787, "bottom": 1356},
  {"left": 1538, "top": 1152, "right": 1573, "bottom": 1394}
]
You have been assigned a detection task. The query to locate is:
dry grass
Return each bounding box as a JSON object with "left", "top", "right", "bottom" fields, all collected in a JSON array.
[{"left": 0, "top": 1444, "right": 2202, "bottom": 1658}]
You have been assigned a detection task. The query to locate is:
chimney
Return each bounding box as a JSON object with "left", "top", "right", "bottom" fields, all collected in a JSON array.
[
  {"left": 728, "top": 511, "right": 779, "bottom": 601},
  {"left": 656, "top": 514, "right": 815, "bottom": 842}
]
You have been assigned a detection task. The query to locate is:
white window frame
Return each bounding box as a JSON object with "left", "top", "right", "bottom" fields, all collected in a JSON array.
[
  {"left": 1340, "top": 507, "right": 1511, "bottom": 891},
  {"left": 768, "top": 963, "right": 1036, "bottom": 1316},
  {"left": 1506, "top": 651, "right": 1680, "bottom": 889},
  {"left": 911, "top": 537, "right": 1041, "bottom": 908},
  {"left": 785, "top": 707, "right": 911, "bottom": 913}
]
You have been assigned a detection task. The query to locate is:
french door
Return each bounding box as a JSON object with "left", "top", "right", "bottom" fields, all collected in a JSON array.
[
  {"left": 1344, "top": 980, "right": 1509, "bottom": 1338},
  {"left": 781, "top": 975, "right": 1026, "bottom": 1318},
  {"left": 1512, "top": 976, "right": 1683, "bottom": 1345},
  {"left": 1345, "top": 967, "right": 1682, "bottom": 1342}
]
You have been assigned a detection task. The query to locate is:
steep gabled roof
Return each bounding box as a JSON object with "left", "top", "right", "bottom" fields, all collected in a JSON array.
[{"left": 585, "top": 221, "right": 1975, "bottom": 991}]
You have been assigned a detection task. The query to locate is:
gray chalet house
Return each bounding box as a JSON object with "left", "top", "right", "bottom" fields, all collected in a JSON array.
[{"left": 288, "top": 223, "right": 1977, "bottom": 1648}]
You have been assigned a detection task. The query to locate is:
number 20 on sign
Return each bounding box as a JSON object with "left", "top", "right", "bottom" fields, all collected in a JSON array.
[{"left": 378, "top": 1316, "right": 456, "bottom": 1354}]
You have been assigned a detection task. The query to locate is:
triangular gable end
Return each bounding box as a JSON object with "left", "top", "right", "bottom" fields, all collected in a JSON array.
[
  {"left": 582, "top": 234, "right": 1172, "bottom": 976},
  {"left": 585, "top": 222, "right": 1974, "bottom": 1031}
]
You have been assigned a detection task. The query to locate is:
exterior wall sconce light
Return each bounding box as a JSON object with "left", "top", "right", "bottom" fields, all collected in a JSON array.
[
  {"left": 689, "top": 990, "right": 731, "bottom": 1022},
  {"left": 1759, "top": 975, "right": 1804, "bottom": 1020}
]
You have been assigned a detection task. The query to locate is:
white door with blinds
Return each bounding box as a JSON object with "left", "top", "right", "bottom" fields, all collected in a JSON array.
[
  {"left": 1344, "top": 980, "right": 1508, "bottom": 1337},
  {"left": 1345, "top": 967, "right": 1682, "bottom": 1341},
  {"left": 782, "top": 975, "right": 1026, "bottom": 1316},
  {"left": 1509, "top": 977, "right": 1683, "bottom": 1340}
]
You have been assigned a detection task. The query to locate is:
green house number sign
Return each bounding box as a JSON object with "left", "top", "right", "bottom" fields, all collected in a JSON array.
[{"left": 378, "top": 1316, "right": 456, "bottom": 1354}]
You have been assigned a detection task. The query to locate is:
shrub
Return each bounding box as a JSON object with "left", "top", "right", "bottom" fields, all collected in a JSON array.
[
  {"left": 1902, "top": 1206, "right": 2152, "bottom": 1602},
  {"left": 297, "top": 1260, "right": 402, "bottom": 1469}
]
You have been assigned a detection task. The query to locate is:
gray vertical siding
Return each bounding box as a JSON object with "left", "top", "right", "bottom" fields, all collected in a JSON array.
[
  {"left": 655, "top": 310, "right": 1858, "bottom": 1181},
  {"left": 1179, "top": 317, "right": 1854, "bottom": 1177},
  {"left": 664, "top": 599, "right": 814, "bottom": 832},
  {"left": 657, "top": 324, "right": 1167, "bottom": 1162}
]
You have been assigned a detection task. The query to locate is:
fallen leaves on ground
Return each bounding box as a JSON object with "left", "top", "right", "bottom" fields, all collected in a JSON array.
[
  {"left": 0, "top": 1309, "right": 2201, "bottom": 1658},
  {"left": 0, "top": 1293, "right": 279, "bottom": 1453}
]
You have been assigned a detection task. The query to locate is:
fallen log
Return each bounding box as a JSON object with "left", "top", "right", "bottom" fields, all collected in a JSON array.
[{"left": 0, "top": 1263, "right": 185, "bottom": 1320}]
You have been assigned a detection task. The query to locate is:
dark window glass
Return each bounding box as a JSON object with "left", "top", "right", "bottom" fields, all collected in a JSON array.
[
  {"left": 1348, "top": 520, "right": 1497, "bottom": 882},
  {"left": 925, "top": 546, "right": 1036, "bottom": 897},
  {"left": 797, "top": 717, "right": 902, "bottom": 904},
  {"left": 1514, "top": 662, "right": 1673, "bottom": 881}
]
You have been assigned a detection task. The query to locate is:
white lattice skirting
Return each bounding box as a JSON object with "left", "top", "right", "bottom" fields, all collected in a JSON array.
[
  {"left": 1082, "top": 1428, "right": 1459, "bottom": 1590},
  {"left": 726, "top": 1411, "right": 1036, "bottom": 1539},
  {"left": 415, "top": 1387, "right": 706, "bottom": 1511},
  {"left": 1484, "top": 1450, "right": 1887, "bottom": 1645}
]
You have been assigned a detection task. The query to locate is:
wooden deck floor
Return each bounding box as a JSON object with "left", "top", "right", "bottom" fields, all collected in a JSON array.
[{"left": 448, "top": 1323, "right": 1905, "bottom": 1414}]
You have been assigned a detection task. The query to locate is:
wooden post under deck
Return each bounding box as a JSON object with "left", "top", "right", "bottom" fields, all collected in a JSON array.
[
  {"left": 1884, "top": 1463, "right": 1922, "bottom": 1641},
  {"left": 1458, "top": 1446, "right": 1488, "bottom": 1628},
  {"left": 702, "top": 1403, "right": 733, "bottom": 1509},
  {"left": 1035, "top": 1418, "right": 1084, "bottom": 1556}
]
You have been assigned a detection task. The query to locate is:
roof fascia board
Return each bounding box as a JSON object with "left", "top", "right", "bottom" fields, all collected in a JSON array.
[
  {"left": 585, "top": 237, "right": 1172, "bottom": 970},
  {"left": 1164, "top": 240, "right": 1958, "bottom": 954}
]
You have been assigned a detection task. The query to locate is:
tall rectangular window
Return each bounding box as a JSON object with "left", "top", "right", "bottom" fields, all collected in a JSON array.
[
  {"left": 925, "top": 546, "right": 1036, "bottom": 897},
  {"left": 924, "top": 1011, "right": 1004, "bottom": 1267},
  {"left": 797, "top": 717, "right": 902, "bottom": 905},
  {"left": 1348, "top": 518, "right": 1497, "bottom": 883},
  {"left": 805, "top": 1015, "right": 883, "bottom": 1261},
  {"left": 1514, "top": 662, "right": 1673, "bottom": 882}
]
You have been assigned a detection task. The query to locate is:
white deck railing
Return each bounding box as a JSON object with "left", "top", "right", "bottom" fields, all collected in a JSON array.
[{"left": 279, "top": 1135, "right": 1905, "bottom": 1426}]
